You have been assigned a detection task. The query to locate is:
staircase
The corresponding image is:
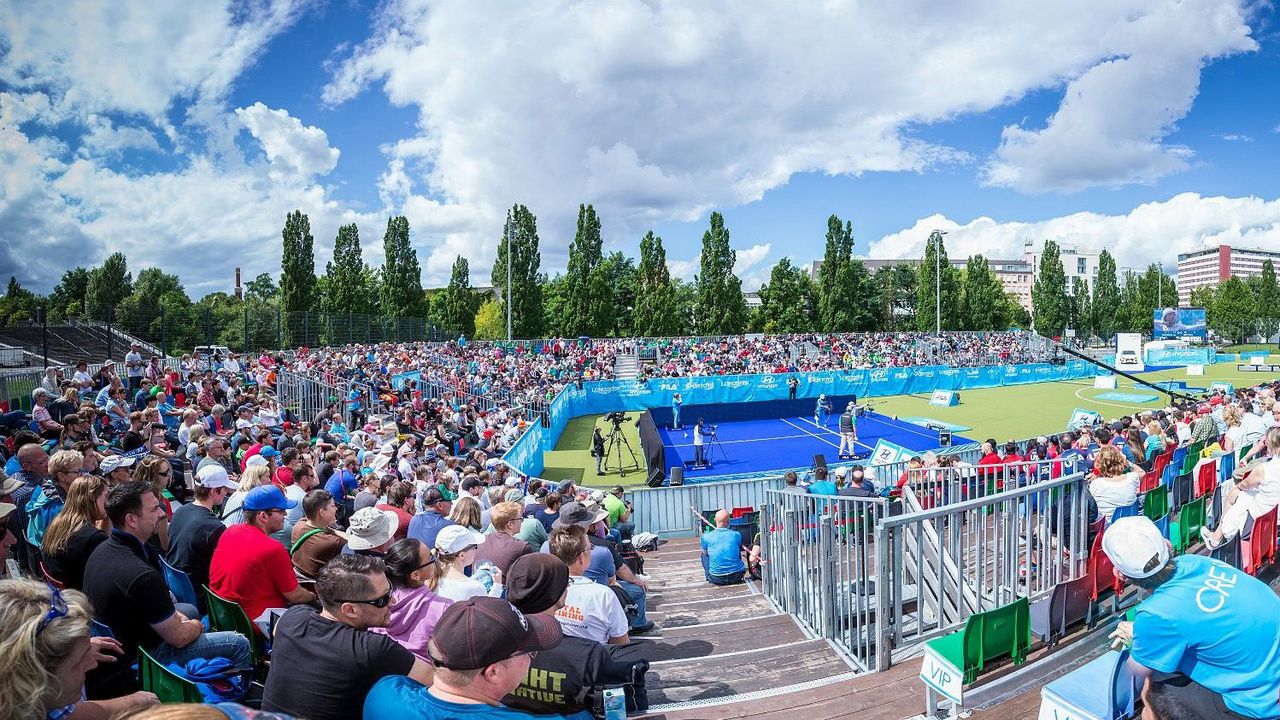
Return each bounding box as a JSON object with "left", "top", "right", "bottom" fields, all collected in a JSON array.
[
  {"left": 0, "top": 324, "right": 155, "bottom": 366},
  {"left": 615, "top": 351, "right": 640, "bottom": 380}
]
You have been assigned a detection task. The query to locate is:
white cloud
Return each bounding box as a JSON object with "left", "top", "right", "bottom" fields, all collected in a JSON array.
[
  {"left": 867, "top": 192, "right": 1280, "bottom": 275},
  {"left": 323, "top": 0, "right": 1257, "bottom": 272},
  {"left": 1214, "top": 133, "right": 1253, "bottom": 142},
  {"left": 983, "top": 1, "right": 1254, "bottom": 192},
  {"left": 0, "top": 1, "right": 309, "bottom": 119},
  {"left": 80, "top": 115, "right": 162, "bottom": 157},
  {"left": 234, "top": 102, "right": 340, "bottom": 181}
]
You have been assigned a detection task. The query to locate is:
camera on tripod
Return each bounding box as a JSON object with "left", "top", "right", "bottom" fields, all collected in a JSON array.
[{"left": 605, "top": 411, "right": 630, "bottom": 425}]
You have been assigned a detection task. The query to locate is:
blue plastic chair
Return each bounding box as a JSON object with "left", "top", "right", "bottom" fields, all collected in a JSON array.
[
  {"left": 89, "top": 618, "right": 115, "bottom": 639},
  {"left": 160, "top": 557, "right": 199, "bottom": 609},
  {"left": 1039, "top": 650, "right": 1139, "bottom": 720},
  {"left": 1109, "top": 500, "right": 1142, "bottom": 523}
]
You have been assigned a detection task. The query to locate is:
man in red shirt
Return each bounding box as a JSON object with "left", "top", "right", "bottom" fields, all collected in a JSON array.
[
  {"left": 976, "top": 439, "right": 1004, "bottom": 494},
  {"left": 210, "top": 486, "right": 315, "bottom": 622}
]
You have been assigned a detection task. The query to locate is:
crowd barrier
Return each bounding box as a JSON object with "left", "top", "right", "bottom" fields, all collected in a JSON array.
[
  {"left": 757, "top": 468, "right": 1090, "bottom": 671},
  {"left": 505, "top": 359, "right": 1099, "bottom": 477}
]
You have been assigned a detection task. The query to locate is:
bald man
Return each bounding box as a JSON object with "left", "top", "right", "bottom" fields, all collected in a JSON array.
[
  {"left": 11, "top": 443, "right": 51, "bottom": 572},
  {"left": 699, "top": 509, "right": 746, "bottom": 586}
]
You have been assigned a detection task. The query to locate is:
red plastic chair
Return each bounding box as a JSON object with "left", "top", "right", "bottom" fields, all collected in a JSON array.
[
  {"left": 1194, "top": 459, "right": 1218, "bottom": 500},
  {"left": 1242, "top": 507, "right": 1278, "bottom": 576},
  {"left": 1152, "top": 452, "right": 1171, "bottom": 479},
  {"left": 731, "top": 506, "right": 754, "bottom": 519},
  {"left": 1138, "top": 469, "right": 1161, "bottom": 494},
  {"left": 1088, "top": 529, "right": 1124, "bottom": 614}
]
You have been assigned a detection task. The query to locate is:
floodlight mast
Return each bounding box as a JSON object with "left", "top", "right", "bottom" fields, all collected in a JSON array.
[{"left": 506, "top": 211, "right": 513, "bottom": 342}]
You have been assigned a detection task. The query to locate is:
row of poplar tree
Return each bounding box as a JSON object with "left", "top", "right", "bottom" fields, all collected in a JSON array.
[{"left": 5, "top": 205, "right": 1277, "bottom": 344}]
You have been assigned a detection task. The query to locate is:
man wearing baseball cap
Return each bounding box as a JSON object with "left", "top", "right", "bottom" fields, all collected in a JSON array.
[
  {"left": 407, "top": 486, "right": 455, "bottom": 549},
  {"left": 167, "top": 465, "right": 238, "bottom": 611},
  {"left": 100, "top": 454, "right": 136, "bottom": 485},
  {"left": 363, "top": 596, "right": 562, "bottom": 719},
  {"left": 1103, "top": 516, "right": 1280, "bottom": 719},
  {"left": 209, "top": 485, "right": 315, "bottom": 623}
]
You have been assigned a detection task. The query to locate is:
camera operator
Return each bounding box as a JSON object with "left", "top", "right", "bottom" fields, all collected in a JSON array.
[
  {"left": 592, "top": 426, "right": 606, "bottom": 476},
  {"left": 693, "top": 418, "right": 707, "bottom": 467}
]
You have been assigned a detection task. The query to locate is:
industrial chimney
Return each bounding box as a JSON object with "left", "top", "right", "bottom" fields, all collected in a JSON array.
[{"left": 235, "top": 267, "right": 242, "bottom": 300}]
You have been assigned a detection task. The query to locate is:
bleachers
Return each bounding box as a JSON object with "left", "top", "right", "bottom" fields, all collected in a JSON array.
[{"left": 0, "top": 323, "right": 151, "bottom": 365}]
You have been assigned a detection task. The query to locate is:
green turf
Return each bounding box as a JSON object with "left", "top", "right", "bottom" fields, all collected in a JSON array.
[{"left": 541, "top": 364, "right": 1279, "bottom": 485}]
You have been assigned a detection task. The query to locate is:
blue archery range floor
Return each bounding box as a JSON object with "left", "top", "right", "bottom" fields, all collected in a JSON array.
[{"left": 658, "top": 411, "right": 974, "bottom": 479}]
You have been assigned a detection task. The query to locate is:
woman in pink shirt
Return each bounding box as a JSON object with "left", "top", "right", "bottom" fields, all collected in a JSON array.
[{"left": 372, "top": 538, "right": 452, "bottom": 660}]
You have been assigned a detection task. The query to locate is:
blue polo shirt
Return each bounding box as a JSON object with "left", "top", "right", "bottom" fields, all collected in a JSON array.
[
  {"left": 407, "top": 511, "right": 455, "bottom": 550},
  {"left": 807, "top": 480, "right": 838, "bottom": 496},
  {"left": 1131, "top": 554, "right": 1280, "bottom": 718},
  {"left": 701, "top": 528, "right": 745, "bottom": 576}
]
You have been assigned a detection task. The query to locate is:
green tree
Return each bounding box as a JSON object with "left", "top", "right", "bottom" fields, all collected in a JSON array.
[
  {"left": 671, "top": 280, "right": 697, "bottom": 335},
  {"left": 563, "top": 204, "right": 612, "bottom": 336},
  {"left": 1070, "top": 276, "right": 1092, "bottom": 338},
  {"left": 599, "top": 252, "right": 637, "bottom": 336},
  {"left": 85, "top": 252, "right": 132, "bottom": 320},
  {"left": 1210, "top": 277, "right": 1256, "bottom": 342},
  {"left": 1188, "top": 286, "right": 1217, "bottom": 319},
  {"left": 491, "top": 204, "right": 544, "bottom": 339},
  {"left": 816, "top": 215, "right": 869, "bottom": 332},
  {"left": 380, "top": 216, "right": 427, "bottom": 319},
  {"left": 877, "top": 263, "right": 916, "bottom": 331},
  {"left": 542, "top": 274, "right": 570, "bottom": 335},
  {"left": 279, "top": 210, "right": 317, "bottom": 315},
  {"left": 1091, "top": 250, "right": 1120, "bottom": 340},
  {"left": 693, "top": 212, "right": 748, "bottom": 334},
  {"left": 245, "top": 273, "right": 278, "bottom": 302},
  {"left": 433, "top": 255, "right": 477, "bottom": 339},
  {"left": 47, "top": 267, "right": 90, "bottom": 321},
  {"left": 473, "top": 299, "right": 504, "bottom": 340},
  {"left": 1136, "top": 264, "right": 1177, "bottom": 331},
  {"left": 1031, "top": 240, "right": 1068, "bottom": 337},
  {"left": 755, "top": 258, "right": 816, "bottom": 333},
  {"left": 323, "top": 223, "right": 374, "bottom": 316},
  {"left": 0, "top": 277, "right": 41, "bottom": 325},
  {"left": 959, "top": 255, "right": 1005, "bottom": 330},
  {"left": 916, "top": 231, "right": 961, "bottom": 332},
  {"left": 1253, "top": 260, "right": 1280, "bottom": 339},
  {"left": 634, "top": 231, "right": 682, "bottom": 337},
  {"left": 1116, "top": 271, "right": 1142, "bottom": 333}
]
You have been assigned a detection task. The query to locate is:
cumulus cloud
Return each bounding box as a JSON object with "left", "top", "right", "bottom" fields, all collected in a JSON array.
[
  {"left": 80, "top": 115, "right": 163, "bottom": 157},
  {"left": 319, "top": 0, "right": 1258, "bottom": 274},
  {"left": 234, "top": 102, "right": 340, "bottom": 181},
  {"left": 867, "top": 192, "right": 1280, "bottom": 275},
  {"left": 983, "top": 1, "right": 1254, "bottom": 192}
]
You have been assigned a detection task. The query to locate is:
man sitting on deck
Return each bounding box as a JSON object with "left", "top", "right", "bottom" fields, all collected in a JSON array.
[
  {"left": 700, "top": 509, "right": 746, "bottom": 586},
  {"left": 1104, "top": 516, "right": 1280, "bottom": 720}
]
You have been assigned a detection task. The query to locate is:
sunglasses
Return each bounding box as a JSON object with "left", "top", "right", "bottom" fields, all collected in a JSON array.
[
  {"left": 37, "top": 586, "right": 69, "bottom": 636},
  {"left": 338, "top": 590, "right": 393, "bottom": 608}
]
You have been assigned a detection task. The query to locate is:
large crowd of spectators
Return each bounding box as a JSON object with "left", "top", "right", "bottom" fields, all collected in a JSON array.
[{"left": 0, "top": 351, "right": 654, "bottom": 720}]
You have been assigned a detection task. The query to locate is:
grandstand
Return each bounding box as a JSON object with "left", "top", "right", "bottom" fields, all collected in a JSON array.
[{"left": 2, "top": 330, "right": 1277, "bottom": 720}]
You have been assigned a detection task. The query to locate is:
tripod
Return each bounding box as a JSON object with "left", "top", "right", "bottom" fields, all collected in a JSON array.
[
  {"left": 604, "top": 421, "right": 640, "bottom": 476},
  {"left": 704, "top": 427, "right": 729, "bottom": 465}
]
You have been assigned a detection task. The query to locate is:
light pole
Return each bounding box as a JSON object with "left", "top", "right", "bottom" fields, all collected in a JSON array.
[
  {"left": 932, "top": 229, "right": 948, "bottom": 335},
  {"left": 505, "top": 211, "right": 513, "bottom": 342},
  {"left": 1157, "top": 261, "right": 1163, "bottom": 309}
]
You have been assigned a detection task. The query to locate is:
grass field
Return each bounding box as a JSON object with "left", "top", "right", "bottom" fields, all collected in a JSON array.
[{"left": 541, "top": 363, "right": 1280, "bottom": 488}]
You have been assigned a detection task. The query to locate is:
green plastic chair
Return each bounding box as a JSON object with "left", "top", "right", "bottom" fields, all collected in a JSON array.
[
  {"left": 700, "top": 510, "right": 717, "bottom": 533},
  {"left": 1238, "top": 443, "right": 1253, "bottom": 462},
  {"left": 204, "top": 586, "right": 262, "bottom": 667},
  {"left": 1180, "top": 446, "right": 1202, "bottom": 475},
  {"left": 1142, "top": 485, "right": 1169, "bottom": 523},
  {"left": 923, "top": 597, "right": 1031, "bottom": 685},
  {"left": 138, "top": 647, "right": 204, "bottom": 703},
  {"left": 1171, "top": 496, "right": 1207, "bottom": 554}
]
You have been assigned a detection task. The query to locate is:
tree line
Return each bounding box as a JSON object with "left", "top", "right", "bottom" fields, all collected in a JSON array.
[{"left": 5, "top": 204, "right": 1270, "bottom": 347}]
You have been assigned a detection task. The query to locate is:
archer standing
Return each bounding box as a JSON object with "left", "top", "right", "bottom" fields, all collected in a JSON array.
[
  {"left": 787, "top": 376, "right": 799, "bottom": 400},
  {"left": 671, "top": 393, "right": 683, "bottom": 430},
  {"left": 838, "top": 403, "right": 858, "bottom": 459},
  {"left": 814, "top": 394, "right": 832, "bottom": 428},
  {"left": 693, "top": 419, "right": 707, "bottom": 467}
]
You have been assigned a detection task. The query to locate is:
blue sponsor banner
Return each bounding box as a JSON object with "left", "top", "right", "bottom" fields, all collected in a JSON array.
[
  {"left": 1153, "top": 308, "right": 1207, "bottom": 339},
  {"left": 1145, "top": 347, "right": 1216, "bottom": 366},
  {"left": 499, "top": 360, "right": 1098, "bottom": 476}
]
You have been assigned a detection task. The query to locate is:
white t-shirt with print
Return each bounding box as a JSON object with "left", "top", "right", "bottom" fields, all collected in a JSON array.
[
  {"left": 554, "top": 576, "right": 628, "bottom": 644},
  {"left": 1089, "top": 471, "right": 1141, "bottom": 522}
]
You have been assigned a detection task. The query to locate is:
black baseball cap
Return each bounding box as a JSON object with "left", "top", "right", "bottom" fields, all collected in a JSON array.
[
  {"left": 427, "top": 597, "right": 561, "bottom": 670},
  {"left": 506, "top": 554, "right": 570, "bottom": 615}
]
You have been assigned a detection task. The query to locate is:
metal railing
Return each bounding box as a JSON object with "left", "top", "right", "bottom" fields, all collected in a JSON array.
[
  {"left": 760, "top": 489, "right": 891, "bottom": 671},
  {"left": 872, "top": 470, "right": 1089, "bottom": 668}
]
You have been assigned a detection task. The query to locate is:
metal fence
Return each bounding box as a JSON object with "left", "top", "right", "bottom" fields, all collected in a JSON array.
[
  {"left": 871, "top": 470, "right": 1089, "bottom": 667},
  {"left": 760, "top": 489, "right": 891, "bottom": 671}
]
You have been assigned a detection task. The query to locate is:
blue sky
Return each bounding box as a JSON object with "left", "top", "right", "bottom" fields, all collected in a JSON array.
[{"left": 3, "top": 1, "right": 1280, "bottom": 296}]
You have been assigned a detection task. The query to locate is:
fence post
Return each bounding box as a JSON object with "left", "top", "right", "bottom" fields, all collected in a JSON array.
[
  {"left": 243, "top": 307, "right": 250, "bottom": 355},
  {"left": 159, "top": 305, "right": 166, "bottom": 358},
  {"left": 875, "top": 522, "right": 893, "bottom": 671},
  {"left": 276, "top": 308, "right": 282, "bottom": 350},
  {"left": 304, "top": 312, "right": 309, "bottom": 347},
  {"left": 347, "top": 314, "right": 353, "bottom": 345},
  {"left": 203, "top": 308, "right": 212, "bottom": 353},
  {"left": 38, "top": 303, "right": 48, "bottom": 369},
  {"left": 818, "top": 514, "right": 835, "bottom": 639},
  {"left": 366, "top": 316, "right": 371, "bottom": 344},
  {"left": 782, "top": 507, "right": 798, "bottom": 615}
]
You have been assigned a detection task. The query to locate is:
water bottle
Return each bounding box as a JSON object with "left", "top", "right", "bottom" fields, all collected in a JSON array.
[{"left": 602, "top": 687, "right": 626, "bottom": 720}]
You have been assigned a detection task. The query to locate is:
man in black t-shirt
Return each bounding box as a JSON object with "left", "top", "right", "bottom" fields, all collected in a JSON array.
[
  {"left": 167, "top": 465, "right": 238, "bottom": 611},
  {"left": 262, "top": 554, "right": 434, "bottom": 720},
  {"left": 505, "top": 553, "right": 649, "bottom": 716}
]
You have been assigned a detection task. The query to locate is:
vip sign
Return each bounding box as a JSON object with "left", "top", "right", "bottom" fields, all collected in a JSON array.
[{"left": 920, "top": 645, "right": 963, "bottom": 704}]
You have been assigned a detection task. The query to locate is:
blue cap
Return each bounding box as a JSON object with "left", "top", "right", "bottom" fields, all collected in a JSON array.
[
  {"left": 242, "top": 486, "right": 296, "bottom": 512},
  {"left": 259, "top": 447, "right": 281, "bottom": 458}
]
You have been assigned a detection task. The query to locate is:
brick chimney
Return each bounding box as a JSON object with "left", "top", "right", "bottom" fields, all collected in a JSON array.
[{"left": 235, "top": 267, "right": 242, "bottom": 300}]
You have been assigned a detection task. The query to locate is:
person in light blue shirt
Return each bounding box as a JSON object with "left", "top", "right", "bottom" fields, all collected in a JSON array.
[
  {"left": 699, "top": 510, "right": 745, "bottom": 586},
  {"left": 1105, "top": 517, "right": 1280, "bottom": 719},
  {"left": 670, "top": 393, "right": 682, "bottom": 430},
  {"left": 814, "top": 394, "right": 832, "bottom": 428}
]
